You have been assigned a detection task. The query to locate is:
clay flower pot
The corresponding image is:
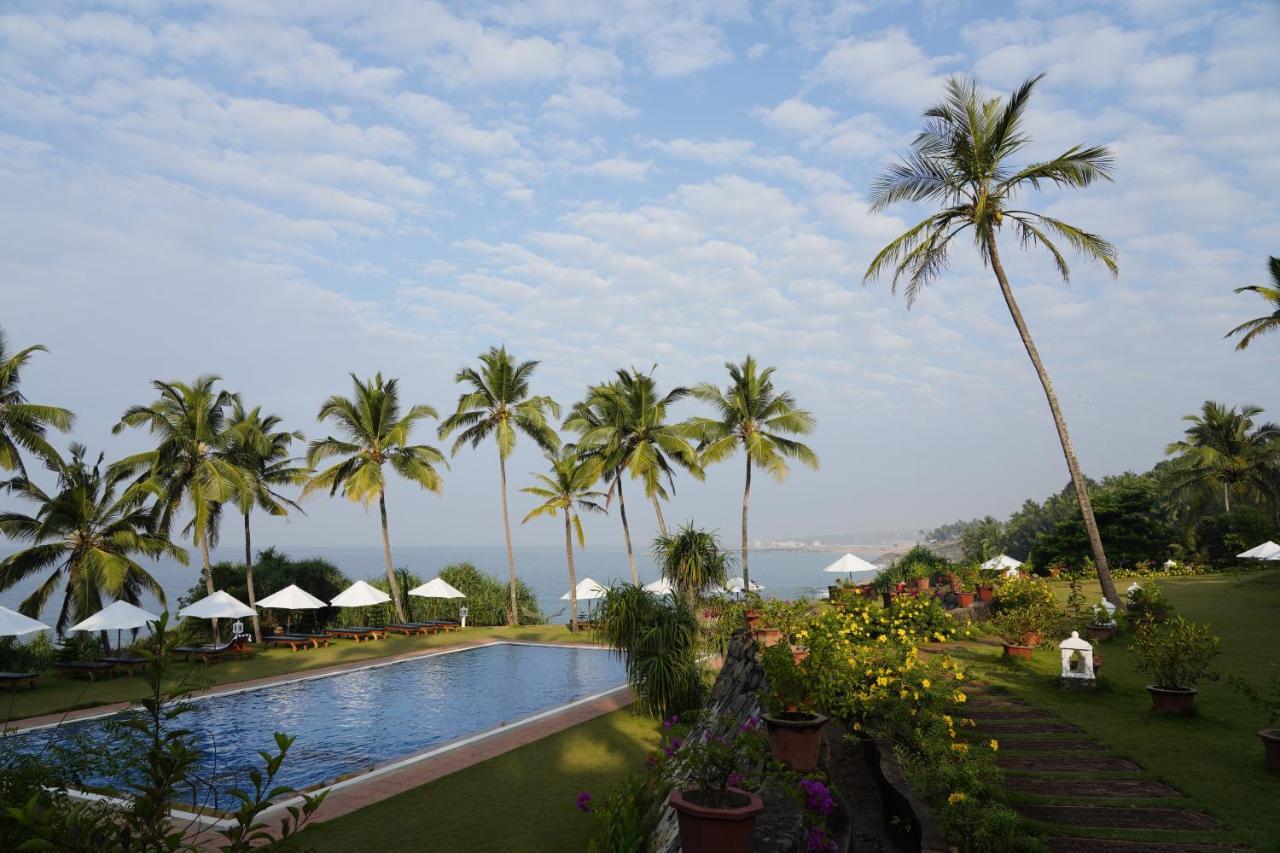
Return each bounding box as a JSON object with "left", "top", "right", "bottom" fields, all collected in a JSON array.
[
  {"left": 1148, "top": 686, "right": 1197, "bottom": 715},
  {"left": 976, "top": 585, "right": 994, "bottom": 603},
  {"left": 669, "top": 787, "right": 764, "bottom": 853},
  {"left": 1084, "top": 624, "right": 1115, "bottom": 642},
  {"left": 914, "top": 577, "right": 930, "bottom": 591},
  {"left": 763, "top": 712, "right": 828, "bottom": 772},
  {"left": 956, "top": 591, "right": 975, "bottom": 608},
  {"left": 1024, "top": 632, "right": 1042, "bottom": 647},
  {"left": 1002, "top": 643, "right": 1034, "bottom": 659},
  {"left": 1259, "top": 729, "right": 1280, "bottom": 771},
  {"left": 751, "top": 627, "right": 783, "bottom": 648}
]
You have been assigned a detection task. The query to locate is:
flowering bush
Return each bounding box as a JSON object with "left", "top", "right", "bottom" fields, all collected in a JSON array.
[
  {"left": 797, "top": 778, "right": 838, "bottom": 852},
  {"left": 826, "top": 594, "right": 961, "bottom": 645},
  {"left": 992, "top": 574, "right": 1056, "bottom": 613},
  {"left": 666, "top": 713, "right": 769, "bottom": 807}
]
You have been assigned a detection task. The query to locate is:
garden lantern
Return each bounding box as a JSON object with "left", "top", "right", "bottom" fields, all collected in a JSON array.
[
  {"left": 1058, "top": 631, "right": 1096, "bottom": 688},
  {"left": 458, "top": 606, "right": 468, "bottom": 628}
]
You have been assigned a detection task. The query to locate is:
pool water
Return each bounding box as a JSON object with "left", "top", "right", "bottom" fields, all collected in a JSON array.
[{"left": 9, "top": 643, "right": 626, "bottom": 811}]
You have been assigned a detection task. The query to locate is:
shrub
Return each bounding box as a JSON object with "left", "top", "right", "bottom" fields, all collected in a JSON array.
[
  {"left": 1131, "top": 617, "right": 1220, "bottom": 690},
  {"left": 990, "top": 605, "right": 1055, "bottom": 647},
  {"left": 1124, "top": 582, "right": 1171, "bottom": 621},
  {"left": 992, "top": 575, "right": 1056, "bottom": 613},
  {"left": 597, "top": 586, "right": 704, "bottom": 718},
  {"left": 439, "top": 562, "right": 542, "bottom": 626},
  {"left": 828, "top": 593, "right": 959, "bottom": 645},
  {"left": 0, "top": 633, "right": 57, "bottom": 672}
]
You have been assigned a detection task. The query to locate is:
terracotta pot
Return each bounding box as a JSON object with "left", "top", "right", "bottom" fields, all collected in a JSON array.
[
  {"left": 976, "top": 585, "right": 994, "bottom": 603},
  {"left": 764, "top": 712, "right": 829, "bottom": 772},
  {"left": 744, "top": 610, "right": 761, "bottom": 628},
  {"left": 956, "top": 591, "right": 975, "bottom": 608},
  {"left": 1084, "top": 624, "right": 1114, "bottom": 642},
  {"left": 1148, "top": 686, "right": 1197, "bottom": 715},
  {"left": 669, "top": 787, "right": 764, "bottom": 853},
  {"left": 1259, "top": 729, "right": 1280, "bottom": 771},
  {"left": 752, "top": 627, "right": 783, "bottom": 647},
  {"left": 1002, "top": 643, "right": 1034, "bottom": 659},
  {"left": 1024, "top": 632, "right": 1042, "bottom": 647},
  {"left": 914, "top": 577, "right": 930, "bottom": 591},
  {"left": 790, "top": 645, "right": 809, "bottom": 664}
]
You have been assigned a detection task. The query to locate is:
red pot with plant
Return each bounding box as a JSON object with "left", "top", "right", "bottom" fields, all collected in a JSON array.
[
  {"left": 1147, "top": 686, "right": 1197, "bottom": 715},
  {"left": 1002, "top": 643, "right": 1033, "bottom": 659},
  {"left": 669, "top": 788, "right": 764, "bottom": 853},
  {"left": 759, "top": 641, "right": 828, "bottom": 771},
  {"left": 752, "top": 627, "right": 783, "bottom": 647},
  {"left": 956, "top": 591, "right": 975, "bottom": 607},
  {"left": 914, "top": 577, "right": 930, "bottom": 591},
  {"left": 976, "top": 585, "right": 994, "bottom": 603},
  {"left": 1132, "top": 616, "right": 1220, "bottom": 716},
  {"left": 665, "top": 712, "right": 768, "bottom": 853}
]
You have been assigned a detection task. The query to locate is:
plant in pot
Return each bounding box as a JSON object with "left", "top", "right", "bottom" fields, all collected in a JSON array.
[
  {"left": 1226, "top": 673, "right": 1280, "bottom": 771},
  {"left": 666, "top": 714, "right": 768, "bottom": 853},
  {"left": 758, "top": 641, "right": 828, "bottom": 772},
  {"left": 1125, "top": 582, "right": 1171, "bottom": 627},
  {"left": 743, "top": 590, "right": 765, "bottom": 629},
  {"left": 951, "top": 564, "right": 978, "bottom": 608},
  {"left": 1084, "top": 602, "right": 1118, "bottom": 641},
  {"left": 1131, "top": 616, "right": 1220, "bottom": 715},
  {"left": 991, "top": 604, "right": 1052, "bottom": 659}
]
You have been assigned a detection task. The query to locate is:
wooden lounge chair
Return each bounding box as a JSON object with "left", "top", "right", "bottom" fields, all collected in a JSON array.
[
  {"left": 175, "top": 636, "right": 253, "bottom": 664},
  {"left": 54, "top": 661, "right": 118, "bottom": 681},
  {"left": 264, "top": 634, "right": 326, "bottom": 651},
  {"left": 289, "top": 632, "right": 331, "bottom": 647},
  {"left": 385, "top": 623, "right": 440, "bottom": 636},
  {"left": 0, "top": 672, "right": 38, "bottom": 690},
  {"left": 426, "top": 620, "right": 461, "bottom": 633},
  {"left": 98, "top": 656, "right": 147, "bottom": 675},
  {"left": 324, "top": 626, "right": 386, "bottom": 642}
]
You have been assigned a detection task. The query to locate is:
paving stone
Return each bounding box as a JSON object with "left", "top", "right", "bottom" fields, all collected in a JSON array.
[
  {"left": 1016, "top": 804, "right": 1218, "bottom": 830},
  {"left": 998, "top": 755, "right": 1141, "bottom": 772},
  {"left": 1047, "top": 838, "right": 1238, "bottom": 852},
  {"left": 994, "top": 738, "right": 1108, "bottom": 752},
  {"left": 1006, "top": 777, "right": 1181, "bottom": 798},
  {"left": 964, "top": 708, "right": 1051, "bottom": 719},
  {"left": 978, "top": 722, "right": 1083, "bottom": 734}
]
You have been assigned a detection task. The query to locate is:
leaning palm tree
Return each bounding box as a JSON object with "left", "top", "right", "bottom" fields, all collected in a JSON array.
[
  {"left": 439, "top": 347, "right": 560, "bottom": 626},
  {"left": 652, "top": 523, "right": 733, "bottom": 608},
  {"left": 864, "top": 73, "right": 1124, "bottom": 606},
  {"left": 1165, "top": 401, "right": 1280, "bottom": 515},
  {"left": 304, "top": 373, "right": 445, "bottom": 624},
  {"left": 691, "top": 356, "right": 818, "bottom": 593},
  {"left": 521, "top": 449, "right": 607, "bottom": 632},
  {"left": 0, "top": 327, "right": 74, "bottom": 478},
  {"left": 113, "top": 375, "right": 247, "bottom": 638},
  {"left": 0, "top": 444, "right": 185, "bottom": 642},
  {"left": 1225, "top": 256, "right": 1280, "bottom": 351},
  {"left": 225, "top": 401, "right": 307, "bottom": 641}
]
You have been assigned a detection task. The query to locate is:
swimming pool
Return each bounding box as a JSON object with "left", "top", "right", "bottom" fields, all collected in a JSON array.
[{"left": 8, "top": 642, "right": 626, "bottom": 813}]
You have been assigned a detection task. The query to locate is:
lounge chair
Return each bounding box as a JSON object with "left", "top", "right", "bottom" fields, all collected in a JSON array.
[
  {"left": 325, "top": 626, "right": 386, "bottom": 642},
  {"left": 175, "top": 636, "right": 253, "bottom": 664},
  {"left": 385, "top": 623, "right": 441, "bottom": 636},
  {"left": 54, "top": 660, "right": 118, "bottom": 681},
  {"left": 98, "top": 656, "right": 147, "bottom": 675},
  {"left": 426, "top": 620, "right": 461, "bottom": 632},
  {"left": 0, "top": 672, "right": 38, "bottom": 690},
  {"left": 264, "top": 634, "right": 328, "bottom": 651}
]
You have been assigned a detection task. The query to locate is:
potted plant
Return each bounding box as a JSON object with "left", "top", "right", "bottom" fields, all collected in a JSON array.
[
  {"left": 667, "top": 715, "right": 768, "bottom": 853},
  {"left": 758, "top": 642, "right": 828, "bottom": 772},
  {"left": 1131, "top": 617, "right": 1220, "bottom": 715},
  {"left": 1227, "top": 674, "right": 1280, "bottom": 770},
  {"left": 1125, "top": 582, "right": 1170, "bottom": 627},
  {"left": 909, "top": 563, "right": 931, "bottom": 592},
  {"left": 1084, "top": 602, "right": 1117, "bottom": 641},
  {"left": 976, "top": 571, "right": 996, "bottom": 603},
  {"left": 951, "top": 564, "right": 978, "bottom": 608},
  {"left": 991, "top": 604, "right": 1051, "bottom": 659}
]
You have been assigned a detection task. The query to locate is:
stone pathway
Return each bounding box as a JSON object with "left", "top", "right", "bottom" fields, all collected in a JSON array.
[{"left": 962, "top": 689, "right": 1235, "bottom": 852}]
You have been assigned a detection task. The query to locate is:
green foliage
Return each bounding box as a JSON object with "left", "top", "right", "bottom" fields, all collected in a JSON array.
[
  {"left": 896, "top": 545, "right": 951, "bottom": 579},
  {"left": 757, "top": 640, "right": 816, "bottom": 716},
  {"left": 0, "top": 632, "right": 56, "bottom": 672},
  {"left": 189, "top": 548, "right": 351, "bottom": 632},
  {"left": 0, "top": 326, "right": 75, "bottom": 477},
  {"left": 1028, "top": 474, "right": 1175, "bottom": 571},
  {"left": 990, "top": 604, "right": 1057, "bottom": 647},
  {"left": 1226, "top": 672, "right": 1280, "bottom": 727},
  {"left": 992, "top": 574, "right": 1056, "bottom": 613},
  {"left": 1225, "top": 255, "right": 1280, "bottom": 350},
  {"left": 664, "top": 713, "right": 768, "bottom": 808},
  {"left": 958, "top": 516, "right": 1006, "bottom": 562},
  {"left": 652, "top": 523, "right": 732, "bottom": 605},
  {"left": 583, "top": 770, "right": 658, "bottom": 853},
  {"left": 1194, "top": 507, "right": 1275, "bottom": 568},
  {"left": 1124, "top": 581, "right": 1171, "bottom": 621},
  {"left": 1131, "top": 616, "right": 1221, "bottom": 690},
  {"left": 439, "top": 562, "right": 542, "bottom": 626},
  {"left": 597, "top": 585, "right": 703, "bottom": 718}
]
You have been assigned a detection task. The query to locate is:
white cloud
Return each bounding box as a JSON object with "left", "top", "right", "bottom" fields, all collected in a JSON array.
[
  {"left": 646, "top": 137, "right": 755, "bottom": 163},
  {"left": 812, "top": 29, "right": 955, "bottom": 108},
  {"left": 582, "top": 155, "right": 652, "bottom": 181}
]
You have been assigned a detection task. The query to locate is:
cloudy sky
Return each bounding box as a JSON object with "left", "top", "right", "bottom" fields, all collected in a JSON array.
[{"left": 2, "top": 0, "right": 1276, "bottom": 551}]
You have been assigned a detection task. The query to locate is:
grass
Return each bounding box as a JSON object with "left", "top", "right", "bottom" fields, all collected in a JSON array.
[
  {"left": 295, "top": 705, "right": 660, "bottom": 853},
  {"left": 952, "top": 569, "right": 1280, "bottom": 851},
  {"left": 0, "top": 623, "right": 594, "bottom": 724}
]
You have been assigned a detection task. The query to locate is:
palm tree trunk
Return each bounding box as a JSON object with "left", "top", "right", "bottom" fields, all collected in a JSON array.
[
  {"left": 742, "top": 455, "right": 752, "bottom": 593},
  {"left": 565, "top": 513, "right": 578, "bottom": 633},
  {"left": 199, "top": 533, "right": 219, "bottom": 643},
  {"left": 244, "top": 510, "right": 261, "bottom": 642},
  {"left": 378, "top": 490, "right": 407, "bottom": 623},
  {"left": 1223, "top": 484, "right": 1231, "bottom": 513},
  {"left": 651, "top": 495, "right": 669, "bottom": 538},
  {"left": 986, "top": 226, "right": 1122, "bottom": 608},
  {"left": 498, "top": 452, "right": 518, "bottom": 626},
  {"left": 616, "top": 474, "right": 639, "bottom": 585}
]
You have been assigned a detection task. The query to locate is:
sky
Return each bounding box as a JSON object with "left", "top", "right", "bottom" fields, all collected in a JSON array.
[{"left": 1, "top": 0, "right": 1277, "bottom": 552}]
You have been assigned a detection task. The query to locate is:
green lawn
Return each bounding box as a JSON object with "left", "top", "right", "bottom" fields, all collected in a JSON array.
[
  {"left": 953, "top": 570, "right": 1280, "bottom": 851},
  {"left": 296, "top": 706, "right": 660, "bottom": 853},
  {"left": 0, "top": 624, "right": 594, "bottom": 723}
]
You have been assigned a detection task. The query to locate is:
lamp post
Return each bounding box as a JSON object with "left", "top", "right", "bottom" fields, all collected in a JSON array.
[{"left": 458, "top": 606, "right": 468, "bottom": 629}]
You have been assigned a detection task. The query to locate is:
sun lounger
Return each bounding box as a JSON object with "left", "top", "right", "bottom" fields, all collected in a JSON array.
[
  {"left": 385, "top": 623, "right": 441, "bottom": 636},
  {"left": 426, "top": 620, "right": 461, "bottom": 632},
  {"left": 325, "top": 626, "right": 386, "bottom": 642},
  {"left": 175, "top": 636, "right": 252, "bottom": 664},
  {"left": 98, "top": 656, "right": 147, "bottom": 675},
  {"left": 264, "top": 634, "right": 329, "bottom": 651},
  {"left": 0, "top": 672, "right": 38, "bottom": 690},
  {"left": 54, "top": 660, "right": 118, "bottom": 681}
]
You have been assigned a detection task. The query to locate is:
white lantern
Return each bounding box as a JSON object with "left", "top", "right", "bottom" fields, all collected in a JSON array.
[
  {"left": 1059, "top": 631, "right": 1096, "bottom": 687},
  {"left": 458, "top": 605, "right": 468, "bottom": 628}
]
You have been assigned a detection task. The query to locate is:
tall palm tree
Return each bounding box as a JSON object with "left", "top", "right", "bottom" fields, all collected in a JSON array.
[
  {"left": 1226, "top": 256, "right": 1280, "bottom": 351},
  {"left": 225, "top": 401, "right": 306, "bottom": 641},
  {"left": 0, "top": 444, "right": 185, "bottom": 642},
  {"left": 652, "top": 523, "right": 733, "bottom": 608},
  {"left": 304, "top": 373, "right": 445, "bottom": 624},
  {"left": 863, "top": 73, "right": 1124, "bottom": 606},
  {"left": 691, "top": 356, "right": 818, "bottom": 592},
  {"left": 113, "top": 375, "right": 246, "bottom": 639},
  {"left": 1165, "top": 401, "right": 1280, "bottom": 515},
  {"left": 521, "top": 449, "right": 607, "bottom": 632},
  {"left": 0, "top": 327, "right": 74, "bottom": 478},
  {"left": 439, "top": 347, "right": 560, "bottom": 626}
]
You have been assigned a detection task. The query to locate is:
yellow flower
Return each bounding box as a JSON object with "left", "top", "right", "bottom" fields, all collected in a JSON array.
[
  {"left": 950, "top": 742, "right": 969, "bottom": 753},
  {"left": 953, "top": 691, "right": 967, "bottom": 703},
  {"left": 989, "top": 740, "right": 999, "bottom": 752},
  {"left": 921, "top": 679, "right": 931, "bottom": 689},
  {"left": 947, "top": 792, "right": 967, "bottom": 805},
  {"left": 852, "top": 722, "right": 862, "bottom": 731}
]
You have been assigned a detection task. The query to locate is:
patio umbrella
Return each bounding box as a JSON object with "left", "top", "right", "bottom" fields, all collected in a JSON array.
[
  {"left": 407, "top": 577, "right": 466, "bottom": 599},
  {"left": 330, "top": 580, "right": 392, "bottom": 607},
  {"left": 822, "top": 553, "right": 880, "bottom": 579},
  {"left": 642, "top": 577, "right": 674, "bottom": 595},
  {"left": 721, "top": 576, "right": 764, "bottom": 595},
  {"left": 561, "top": 577, "right": 608, "bottom": 602},
  {"left": 69, "top": 600, "right": 159, "bottom": 652},
  {"left": 1237, "top": 541, "right": 1280, "bottom": 560},
  {"left": 0, "top": 605, "right": 50, "bottom": 637},
  {"left": 179, "top": 591, "right": 256, "bottom": 643},
  {"left": 981, "top": 554, "right": 1023, "bottom": 575},
  {"left": 256, "top": 584, "right": 327, "bottom": 633}
]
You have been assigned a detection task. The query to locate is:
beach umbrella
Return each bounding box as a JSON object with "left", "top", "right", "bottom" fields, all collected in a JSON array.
[
  {"left": 179, "top": 591, "right": 256, "bottom": 642},
  {"left": 330, "top": 580, "right": 392, "bottom": 608},
  {"left": 721, "top": 576, "right": 764, "bottom": 595},
  {"left": 642, "top": 577, "right": 674, "bottom": 595},
  {"left": 69, "top": 600, "right": 159, "bottom": 652},
  {"left": 822, "top": 553, "right": 880, "bottom": 579},
  {"left": 561, "top": 578, "right": 608, "bottom": 602},
  {"left": 981, "top": 554, "right": 1023, "bottom": 575},
  {"left": 1237, "top": 541, "right": 1280, "bottom": 560},
  {"left": 0, "top": 605, "right": 50, "bottom": 638},
  {"left": 256, "top": 584, "right": 327, "bottom": 633},
  {"left": 407, "top": 578, "right": 466, "bottom": 599}
]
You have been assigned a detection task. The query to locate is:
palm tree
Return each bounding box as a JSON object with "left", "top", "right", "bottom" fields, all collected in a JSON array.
[
  {"left": 225, "top": 402, "right": 306, "bottom": 641},
  {"left": 113, "top": 376, "right": 246, "bottom": 639},
  {"left": 863, "top": 73, "right": 1124, "bottom": 606},
  {"left": 1165, "top": 401, "right": 1280, "bottom": 515},
  {"left": 691, "top": 356, "right": 818, "bottom": 593},
  {"left": 521, "top": 449, "right": 607, "bottom": 632},
  {"left": 439, "top": 347, "right": 560, "bottom": 626},
  {"left": 1226, "top": 256, "right": 1280, "bottom": 350},
  {"left": 0, "top": 444, "right": 185, "bottom": 642},
  {"left": 304, "top": 373, "right": 445, "bottom": 624},
  {"left": 652, "top": 523, "right": 733, "bottom": 608},
  {"left": 0, "top": 327, "right": 74, "bottom": 478}
]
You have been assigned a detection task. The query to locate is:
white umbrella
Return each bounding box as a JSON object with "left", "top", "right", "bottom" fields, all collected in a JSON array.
[
  {"left": 408, "top": 577, "right": 466, "bottom": 599},
  {"left": 256, "top": 584, "right": 327, "bottom": 633},
  {"left": 1237, "top": 541, "right": 1280, "bottom": 560},
  {"left": 70, "top": 600, "right": 159, "bottom": 651},
  {"left": 643, "top": 577, "right": 674, "bottom": 595},
  {"left": 0, "top": 605, "right": 50, "bottom": 637},
  {"left": 179, "top": 590, "right": 256, "bottom": 619},
  {"left": 561, "top": 578, "right": 608, "bottom": 602},
  {"left": 822, "top": 553, "right": 880, "bottom": 578},
  {"left": 981, "top": 554, "right": 1023, "bottom": 575},
  {"left": 330, "top": 580, "right": 392, "bottom": 608},
  {"left": 721, "top": 576, "right": 764, "bottom": 594}
]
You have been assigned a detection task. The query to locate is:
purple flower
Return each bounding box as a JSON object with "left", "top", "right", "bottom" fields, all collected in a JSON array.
[
  {"left": 575, "top": 791, "right": 592, "bottom": 813},
  {"left": 805, "top": 825, "right": 837, "bottom": 852},
  {"left": 662, "top": 714, "right": 680, "bottom": 729},
  {"left": 800, "top": 779, "right": 836, "bottom": 816},
  {"left": 740, "top": 715, "right": 759, "bottom": 732},
  {"left": 727, "top": 771, "right": 744, "bottom": 788}
]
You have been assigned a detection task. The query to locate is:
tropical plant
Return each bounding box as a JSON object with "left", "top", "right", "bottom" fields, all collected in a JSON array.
[
  {"left": 1164, "top": 401, "right": 1279, "bottom": 515},
  {"left": 437, "top": 561, "right": 541, "bottom": 626},
  {"left": 665, "top": 712, "right": 768, "bottom": 807},
  {"left": 597, "top": 585, "right": 704, "bottom": 718},
  {"left": 439, "top": 346, "right": 560, "bottom": 625},
  {"left": 0, "top": 444, "right": 184, "bottom": 641},
  {"left": 224, "top": 402, "right": 306, "bottom": 641},
  {"left": 1131, "top": 617, "right": 1220, "bottom": 690},
  {"left": 521, "top": 449, "right": 607, "bottom": 631},
  {"left": 652, "top": 523, "right": 733, "bottom": 608},
  {"left": 304, "top": 373, "right": 446, "bottom": 623},
  {"left": 691, "top": 356, "right": 818, "bottom": 592},
  {"left": 1225, "top": 256, "right": 1280, "bottom": 350},
  {"left": 0, "top": 327, "right": 74, "bottom": 478},
  {"left": 864, "top": 73, "right": 1123, "bottom": 606}
]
